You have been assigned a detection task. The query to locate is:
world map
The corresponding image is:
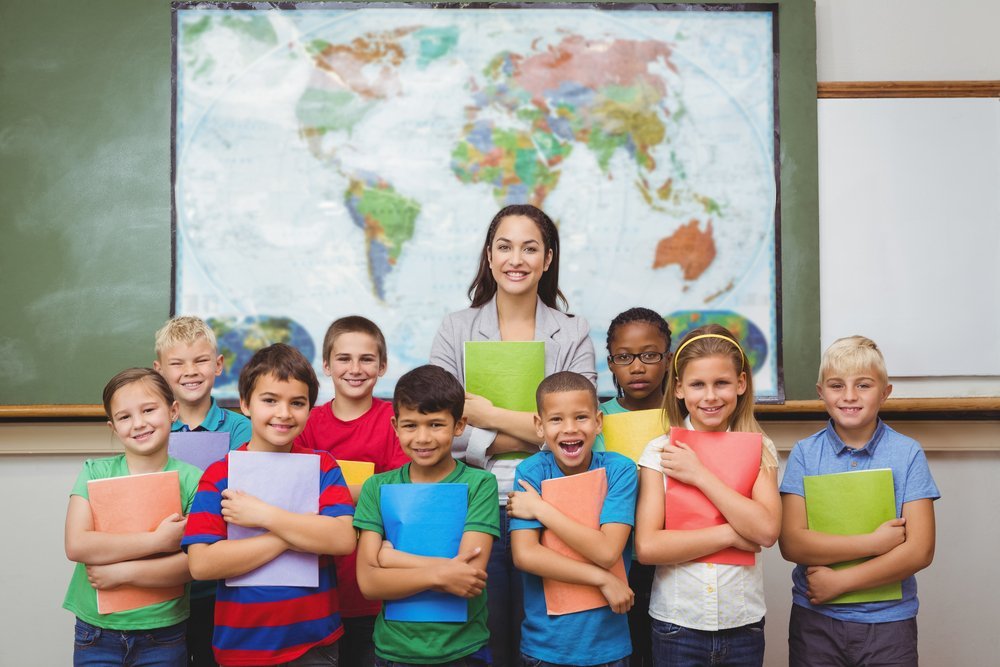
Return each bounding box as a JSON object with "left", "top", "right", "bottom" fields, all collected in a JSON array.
[{"left": 174, "top": 6, "right": 779, "bottom": 400}]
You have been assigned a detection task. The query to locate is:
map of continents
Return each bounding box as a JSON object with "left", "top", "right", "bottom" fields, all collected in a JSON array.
[{"left": 174, "top": 8, "right": 778, "bottom": 399}]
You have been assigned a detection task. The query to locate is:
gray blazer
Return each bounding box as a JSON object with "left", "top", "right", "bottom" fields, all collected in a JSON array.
[{"left": 429, "top": 294, "right": 596, "bottom": 471}]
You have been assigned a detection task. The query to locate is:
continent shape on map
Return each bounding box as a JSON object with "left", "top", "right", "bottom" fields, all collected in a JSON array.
[{"left": 294, "top": 27, "right": 459, "bottom": 300}]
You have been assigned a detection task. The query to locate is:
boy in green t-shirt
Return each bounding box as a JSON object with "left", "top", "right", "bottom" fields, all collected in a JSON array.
[{"left": 354, "top": 365, "right": 500, "bottom": 665}]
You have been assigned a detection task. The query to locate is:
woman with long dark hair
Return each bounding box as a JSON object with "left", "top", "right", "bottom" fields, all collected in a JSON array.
[{"left": 430, "top": 204, "right": 596, "bottom": 665}]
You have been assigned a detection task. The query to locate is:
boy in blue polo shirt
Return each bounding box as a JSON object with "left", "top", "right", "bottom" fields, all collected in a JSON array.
[
  {"left": 779, "top": 336, "right": 940, "bottom": 667},
  {"left": 154, "top": 315, "right": 251, "bottom": 665},
  {"left": 508, "top": 371, "right": 637, "bottom": 666}
]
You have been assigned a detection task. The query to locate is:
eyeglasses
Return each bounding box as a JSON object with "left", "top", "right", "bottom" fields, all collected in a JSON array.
[{"left": 607, "top": 351, "right": 667, "bottom": 366}]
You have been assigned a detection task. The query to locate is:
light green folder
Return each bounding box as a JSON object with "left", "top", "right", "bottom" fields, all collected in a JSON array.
[
  {"left": 464, "top": 341, "right": 545, "bottom": 413},
  {"left": 803, "top": 468, "right": 901, "bottom": 604}
]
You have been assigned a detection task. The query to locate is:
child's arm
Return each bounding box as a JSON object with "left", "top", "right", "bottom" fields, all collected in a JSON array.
[
  {"left": 507, "top": 479, "right": 630, "bottom": 570},
  {"left": 186, "top": 533, "right": 292, "bottom": 581},
  {"left": 64, "top": 495, "right": 186, "bottom": 565},
  {"left": 463, "top": 395, "right": 542, "bottom": 450},
  {"left": 510, "top": 528, "right": 634, "bottom": 614},
  {"left": 84, "top": 552, "right": 192, "bottom": 590},
  {"left": 220, "top": 489, "right": 356, "bottom": 556},
  {"left": 778, "top": 493, "right": 906, "bottom": 566},
  {"left": 355, "top": 530, "right": 489, "bottom": 600},
  {"left": 803, "top": 498, "right": 936, "bottom": 605},
  {"left": 660, "top": 439, "right": 781, "bottom": 547},
  {"left": 635, "top": 467, "right": 760, "bottom": 565}
]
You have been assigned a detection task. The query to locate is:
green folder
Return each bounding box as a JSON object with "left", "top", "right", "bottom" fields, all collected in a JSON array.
[
  {"left": 803, "top": 468, "right": 901, "bottom": 604},
  {"left": 464, "top": 341, "right": 545, "bottom": 413}
]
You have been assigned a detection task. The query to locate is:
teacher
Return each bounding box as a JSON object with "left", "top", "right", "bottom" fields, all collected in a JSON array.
[{"left": 430, "top": 204, "right": 596, "bottom": 666}]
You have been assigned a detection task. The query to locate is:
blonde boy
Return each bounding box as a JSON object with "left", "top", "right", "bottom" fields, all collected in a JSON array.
[
  {"left": 154, "top": 316, "right": 251, "bottom": 449},
  {"left": 154, "top": 315, "right": 251, "bottom": 665},
  {"left": 779, "top": 336, "right": 940, "bottom": 666}
]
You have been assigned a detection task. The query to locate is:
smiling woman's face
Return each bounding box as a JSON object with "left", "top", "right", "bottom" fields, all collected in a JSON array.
[{"left": 487, "top": 214, "right": 553, "bottom": 298}]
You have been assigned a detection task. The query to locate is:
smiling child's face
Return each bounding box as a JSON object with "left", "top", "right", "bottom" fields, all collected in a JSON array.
[{"left": 534, "top": 389, "right": 602, "bottom": 476}]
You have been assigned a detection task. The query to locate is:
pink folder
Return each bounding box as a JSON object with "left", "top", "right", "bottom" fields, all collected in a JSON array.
[
  {"left": 87, "top": 471, "right": 185, "bottom": 614},
  {"left": 540, "top": 468, "right": 628, "bottom": 615},
  {"left": 664, "top": 427, "right": 762, "bottom": 565}
]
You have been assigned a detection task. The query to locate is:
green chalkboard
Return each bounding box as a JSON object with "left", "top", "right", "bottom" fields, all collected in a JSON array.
[{"left": 0, "top": 0, "right": 818, "bottom": 410}]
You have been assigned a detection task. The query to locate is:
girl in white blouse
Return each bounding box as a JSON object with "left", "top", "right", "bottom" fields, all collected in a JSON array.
[{"left": 635, "top": 324, "right": 780, "bottom": 667}]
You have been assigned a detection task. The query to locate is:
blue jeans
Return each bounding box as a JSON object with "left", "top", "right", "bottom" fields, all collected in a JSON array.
[
  {"left": 520, "top": 654, "right": 629, "bottom": 667},
  {"left": 650, "top": 618, "right": 765, "bottom": 667},
  {"left": 73, "top": 618, "right": 187, "bottom": 667},
  {"left": 375, "top": 657, "right": 487, "bottom": 667},
  {"left": 487, "top": 508, "right": 523, "bottom": 667}
]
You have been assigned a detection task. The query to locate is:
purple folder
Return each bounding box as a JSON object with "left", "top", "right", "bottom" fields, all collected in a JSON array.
[
  {"left": 168, "top": 431, "right": 230, "bottom": 471},
  {"left": 225, "top": 450, "right": 320, "bottom": 587},
  {"left": 382, "top": 483, "right": 469, "bottom": 622}
]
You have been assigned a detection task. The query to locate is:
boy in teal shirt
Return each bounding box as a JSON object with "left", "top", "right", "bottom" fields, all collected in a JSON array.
[{"left": 354, "top": 365, "right": 499, "bottom": 665}]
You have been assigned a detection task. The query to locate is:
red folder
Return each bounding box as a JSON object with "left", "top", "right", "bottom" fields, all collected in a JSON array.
[
  {"left": 664, "top": 427, "right": 762, "bottom": 565},
  {"left": 87, "top": 471, "right": 185, "bottom": 613},
  {"left": 540, "top": 468, "right": 628, "bottom": 615}
]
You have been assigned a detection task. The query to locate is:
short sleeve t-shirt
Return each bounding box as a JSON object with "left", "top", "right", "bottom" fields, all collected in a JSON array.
[
  {"left": 182, "top": 444, "right": 355, "bottom": 666},
  {"left": 353, "top": 461, "right": 500, "bottom": 663},
  {"left": 62, "top": 455, "right": 202, "bottom": 630},
  {"left": 780, "top": 420, "right": 941, "bottom": 623},
  {"left": 171, "top": 397, "right": 252, "bottom": 451},
  {"left": 510, "top": 450, "right": 637, "bottom": 664}
]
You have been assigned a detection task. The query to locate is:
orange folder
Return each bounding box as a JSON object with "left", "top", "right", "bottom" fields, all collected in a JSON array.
[
  {"left": 87, "top": 471, "right": 185, "bottom": 614},
  {"left": 664, "top": 427, "right": 762, "bottom": 566},
  {"left": 539, "top": 468, "right": 628, "bottom": 615},
  {"left": 336, "top": 459, "right": 376, "bottom": 486}
]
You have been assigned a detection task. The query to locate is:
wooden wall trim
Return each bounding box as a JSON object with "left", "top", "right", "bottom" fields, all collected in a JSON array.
[{"left": 818, "top": 80, "right": 1000, "bottom": 98}]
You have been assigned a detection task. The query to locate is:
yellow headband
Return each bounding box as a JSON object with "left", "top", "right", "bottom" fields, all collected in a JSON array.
[{"left": 673, "top": 333, "right": 745, "bottom": 374}]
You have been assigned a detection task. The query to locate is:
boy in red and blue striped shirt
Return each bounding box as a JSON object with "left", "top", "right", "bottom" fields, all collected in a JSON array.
[{"left": 183, "top": 343, "right": 356, "bottom": 666}]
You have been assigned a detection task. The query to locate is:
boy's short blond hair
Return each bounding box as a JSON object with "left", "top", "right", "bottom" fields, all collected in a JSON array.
[
  {"left": 818, "top": 335, "right": 889, "bottom": 386},
  {"left": 155, "top": 316, "right": 218, "bottom": 357}
]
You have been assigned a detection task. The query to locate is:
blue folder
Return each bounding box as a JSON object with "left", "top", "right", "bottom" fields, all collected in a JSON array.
[{"left": 381, "top": 483, "right": 469, "bottom": 622}]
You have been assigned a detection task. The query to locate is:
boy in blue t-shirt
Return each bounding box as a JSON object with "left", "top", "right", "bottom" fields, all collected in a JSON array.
[
  {"left": 509, "top": 371, "right": 637, "bottom": 666},
  {"left": 779, "top": 336, "right": 940, "bottom": 666}
]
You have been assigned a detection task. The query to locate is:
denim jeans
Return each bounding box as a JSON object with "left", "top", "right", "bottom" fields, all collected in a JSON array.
[
  {"left": 73, "top": 618, "right": 187, "bottom": 667},
  {"left": 650, "top": 618, "right": 765, "bottom": 667},
  {"left": 375, "top": 656, "right": 488, "bottom": 667},
  {"left": 340, "top": 616, "right": 376, "bottom": 667},
  {"left": 520, "top": 654, "right": 629, "bottom": 667},
  {"left": 278, "top": 642, "right": 339, "bottom": 666},
  {"left": 487, "top": 508, "right": 524, "bottom": 667}
]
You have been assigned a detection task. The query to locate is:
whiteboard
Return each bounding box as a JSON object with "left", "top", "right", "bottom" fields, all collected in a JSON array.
[{"left": 818, "top": 97, "right": 1000, "bottom": 378}]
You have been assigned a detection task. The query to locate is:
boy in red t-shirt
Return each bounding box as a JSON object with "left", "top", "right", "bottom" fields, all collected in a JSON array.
[{"left": 294, "top": 315, "right": 407, "bottom": 666}]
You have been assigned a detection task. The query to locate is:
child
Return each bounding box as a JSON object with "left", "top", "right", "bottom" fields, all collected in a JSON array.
[
  {"left": 778, "top": 336, "right": 939, "bottom": 667},
  {"left": 508, "top": 371, "right": 638, "bottom": 666},
  {"left": 295, "top": 315, "right": 408, "bottom": 665},
  {"left": 354, "top": 364, "right": 499, "bottom": 666},
  {"left": 63, "top": 368, "right": 202, "bottom": 666},
  {"left": 598, "top": 307, "right": 672, "bottom": 667},
  {"left": 635, "top": 324, "right": 781, "bottom": 667},
  {"left": 183, "top": 343, "right": 357, "bottom": 666},
  {"left": 155, "top": 315, "right": 252, "bottom": 665},
  {"left": 154, "top": 315, "right": 252, "bottom": 449}
]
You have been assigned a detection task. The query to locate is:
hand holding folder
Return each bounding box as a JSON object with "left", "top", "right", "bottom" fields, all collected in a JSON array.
[
  {"left": 381, "top": 483, "right": 469, "bottom": 622},
  {"left": 87, "top": 471, "right": 185, "bottom": 613},
  {"left": 663, "top": 427, "right": 762, "bottom": 565},
  {"left": 538, "top": 468, "right": 628, "bottom": 615},
  {"left": 803, "top": 468, "right": 902, "bottom": 604}
]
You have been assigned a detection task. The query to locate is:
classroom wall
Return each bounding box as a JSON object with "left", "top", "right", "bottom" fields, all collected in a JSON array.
[{"left": 3, "top": 2, "right": 999, "bottom": 665}]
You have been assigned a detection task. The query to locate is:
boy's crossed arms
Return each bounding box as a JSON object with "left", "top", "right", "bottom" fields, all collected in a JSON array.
[
  {"left": 780, "top": 494, "right": 934, "bottom": 605},
  {"left": 508, "top": 479, "right": 634, "bottom": 614},
  {"left": 356, "top": 529, "right": 491, "bottom": 601}
]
